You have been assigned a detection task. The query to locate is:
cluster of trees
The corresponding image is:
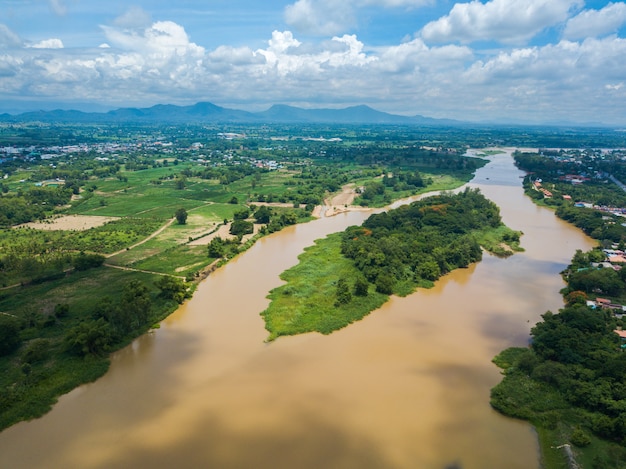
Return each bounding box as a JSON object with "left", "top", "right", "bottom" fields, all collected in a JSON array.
[
  {"left": 341, "top": 188, "right": 501, "bottom": 295},
  {"left": 67, "top": 277, "right": 187, "bottom": 356},
  {"left": 0, "top": 186, "right": 73, "bottom": 226},
  {"left": 557, "top": 205, "right": 626, "bottom": 242},
  {"left": 492, "top": 303, "right": 626, "bottom": 444},
  {"left": 492, "top": 247, "right": 626, "bottom": 464}
]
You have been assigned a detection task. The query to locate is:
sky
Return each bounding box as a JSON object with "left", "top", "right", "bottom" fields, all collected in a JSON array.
[{"left": 1, "top": 0, "right": 626, "bottom": 125}]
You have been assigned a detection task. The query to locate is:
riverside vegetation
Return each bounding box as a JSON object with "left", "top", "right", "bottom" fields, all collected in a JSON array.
[
  {"left": 491, "top": 150, "right": 626, "bottom": 468},
  {"left": 0, "top": 123, "right": 487, "bottom": 431},
  {"left": 262, "top": 188, "right": 523, "bottom": 340}
]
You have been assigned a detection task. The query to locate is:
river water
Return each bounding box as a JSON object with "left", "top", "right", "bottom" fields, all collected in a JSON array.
[{"left": 0, "top": 150, "right": 595, "bottom": 469}]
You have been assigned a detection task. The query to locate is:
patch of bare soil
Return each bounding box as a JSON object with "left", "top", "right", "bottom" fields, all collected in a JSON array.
[
  {"left": 16, "top": 215, "right": 119, "bottom": 231},
  {"left": 188, "top": 223, "right": 263, "bottom": 245}
]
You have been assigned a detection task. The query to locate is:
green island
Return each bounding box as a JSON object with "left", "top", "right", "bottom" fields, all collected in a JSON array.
[
  {"left": 491, "top": 149, "right": 626, "bottom": 468},
  {"left": 262, "top": 188, "right": 523, "bottom": 340},
  {"left": 0, "top": 122, "right": 489, "bottom": 432}
]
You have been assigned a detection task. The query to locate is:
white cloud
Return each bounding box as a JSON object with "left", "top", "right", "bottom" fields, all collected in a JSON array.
[
  {"left": 421, "top": 0, "right": 584, "bottom": 44},
  {"left": 285, "top": 0, "right": 356, "bottom": 36},
  {"left": 29, "top": 38, "right": 64, "bottom": 49},
  {"left": 563, "top": 2, "right": 626, "bottom": 40},
  {"left": 1, "top": 20, "right": 626, "bottom": 124},
  {"left": 101, "top": 21, "right": 204, "bottom": 57}
]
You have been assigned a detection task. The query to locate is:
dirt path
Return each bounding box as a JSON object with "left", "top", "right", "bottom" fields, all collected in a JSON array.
[
  {"left": 106, "top": 218, "right": 176, "bottom": 258},
  {"left": 320, "top": 183, "right": 371, "bottom": 217},
  {"left": 103, "top": 263, "right": 186, "bottom": 280}
]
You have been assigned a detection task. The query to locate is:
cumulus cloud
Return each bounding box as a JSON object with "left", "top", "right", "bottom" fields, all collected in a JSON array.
[
  {"left": 563, "top": 2, "right": 626, "bottom": 40},
  {"left": 29, "top": 38, "right": 64, "bottom": 49},
  {"left": 101, "top": 21, "right": 204, "bottom": 57},
  {"left": 421, "top": 0, "right": 584, "bottom": 45},
  {"left": 285, "top": 0, "right": 356, "bottom": 36}
]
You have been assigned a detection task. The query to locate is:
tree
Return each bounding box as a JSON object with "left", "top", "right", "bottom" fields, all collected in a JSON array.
[
  {"left": 72, "top": 252, "right": 105, "bottom": 271},
  {"left": 155, "top": 276, "right": 189, "bottom": 304},
  {"left": 354, "top": 277, "right": 369, "bottom": 297},
  {"left": 175, "top": 207, "right": 188, "bottom": 225},
  {"left": 65, "top": 318, "right": 112, "bottom": 356},
  {"left": 254, "top": 205, "right": 272, "bottom": 224},
  {"left": 335, "top": 278, "right": 352, "bottom": 306},
  {"left": 0, "top": 314, "right": 22, "bottom": 356},
  {"left": 175, "top": 176, "right": 186, "bottom": 190},
  {"left": 233, "top": 207, "right": 250, "bottom": 220},
  {"left": 230, "top": 219, "right": 253, "bottom": 236},
  {"left": 122, "top": 280, "right": 152, "bottom": 330},
  {"left": 375, "top": 274, "right": 394, "bottom": 294},
  {"left": 208, "top": 237, "right": 225, "bottom": 258}
]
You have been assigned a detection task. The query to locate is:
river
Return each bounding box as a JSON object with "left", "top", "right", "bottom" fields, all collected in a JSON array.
[{"left": 0, "top": 150, "right": 595, "bottom": 469}]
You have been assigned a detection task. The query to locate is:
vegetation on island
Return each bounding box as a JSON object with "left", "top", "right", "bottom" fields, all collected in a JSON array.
[{"left": 262, "top": 188, "right": 523, "bottom": 341}]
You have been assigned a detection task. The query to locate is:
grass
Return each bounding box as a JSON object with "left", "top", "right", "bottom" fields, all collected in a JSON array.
[
  {"left": 131, "top": 244, "right": 212, "bottom": 277},
  {"left": 261, "top": 233, "right": 388, "bottom": 341},
  {"left": 474, "top": 224, "right": 524, "bottom": 257}
]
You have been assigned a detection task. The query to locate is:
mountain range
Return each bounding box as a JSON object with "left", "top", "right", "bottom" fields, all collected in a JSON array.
[{"left": 0, "top": 102, "right": 463, "bottom": 126}]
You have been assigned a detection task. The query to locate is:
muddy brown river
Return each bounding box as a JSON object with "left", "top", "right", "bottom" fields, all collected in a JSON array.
[{"left": 0, "top": 150, "right": 595, "bottom": 468}]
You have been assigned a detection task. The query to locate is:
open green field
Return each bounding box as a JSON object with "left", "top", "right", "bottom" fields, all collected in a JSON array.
[{"left": 262, "top": 232, "right": 389, "bottom": 341}]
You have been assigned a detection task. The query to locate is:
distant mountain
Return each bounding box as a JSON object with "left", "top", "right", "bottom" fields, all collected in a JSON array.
[{"left": 0, "top": 101, "right": 464, "bottom": 126}]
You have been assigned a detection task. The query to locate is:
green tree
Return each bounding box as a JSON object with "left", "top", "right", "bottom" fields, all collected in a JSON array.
[
  {"left": 335, "top": 278, "right": 352, "bottom": 306},
  {"left": 155, "top": 276, "right": 189, "bottom": 304},
  {"left": 233, "top": 208, "right": 250, "bottom": 220},
  {"left": 354, "top": 277, "right": 369, "bottom": 297},
  {"left": 0, "top": 314, "right": 22, "bottom": 356},
  {"left": 65, "top": 318, "right": 112, "bottom": 356},
  {"left": 375, "top": 274, "right": 394, "bottom": 294},
  {"left": 72, "top": 252, "right": 105, "bottom": 271},
  {"left": 230, "top": 219, "right": 253, "bottom": 236},
  {"left": 121, "top": 280, "right": 152, "bottom": 331},
  {"left": 254, "top": 205, "right": 272, "bottom": 224},
  {"left": 175, "top": 207, "right": 188, "bottom": 225},
  {"left": 175, "top": 176, "right": 186, "bottom": 190},
  {"left": 208, "top": 237, "right": 225, "bottom": 258}
]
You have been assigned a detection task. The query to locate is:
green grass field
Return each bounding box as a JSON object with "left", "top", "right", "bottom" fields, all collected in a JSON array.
[{"left": 261, "top": 232, "right": 389, "bottom": 341}]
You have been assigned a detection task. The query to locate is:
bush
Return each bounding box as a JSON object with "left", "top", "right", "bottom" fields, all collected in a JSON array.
[{"left": 570, "top": 426, "right": 591, "bottom": 447}]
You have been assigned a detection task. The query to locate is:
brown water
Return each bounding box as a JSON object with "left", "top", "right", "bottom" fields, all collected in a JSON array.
[{"left": 0, "top": 150, "right": 595, "bottom": 469}]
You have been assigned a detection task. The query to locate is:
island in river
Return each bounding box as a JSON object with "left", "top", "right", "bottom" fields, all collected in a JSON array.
[{"left": 262, "top": 187, "right": 523, "bottom": 340}]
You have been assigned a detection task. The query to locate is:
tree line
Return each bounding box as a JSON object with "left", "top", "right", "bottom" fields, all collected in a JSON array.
[{"left": 341, "top": 188, "right": 502, "bottom": 296}]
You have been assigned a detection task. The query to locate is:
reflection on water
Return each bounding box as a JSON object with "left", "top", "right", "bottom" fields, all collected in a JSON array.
[{"left": 0, "top": 151, "right": 595, "bottom": 469}]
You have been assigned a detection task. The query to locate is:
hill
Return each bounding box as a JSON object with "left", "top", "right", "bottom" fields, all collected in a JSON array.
[{"left": 0, "top": 102, "right": 462, "bottom": 126}]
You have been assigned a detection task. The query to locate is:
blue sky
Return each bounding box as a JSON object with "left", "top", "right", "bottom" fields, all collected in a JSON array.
[{"left": 1, "top": 0, "right": 626, "bottom": 124}]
